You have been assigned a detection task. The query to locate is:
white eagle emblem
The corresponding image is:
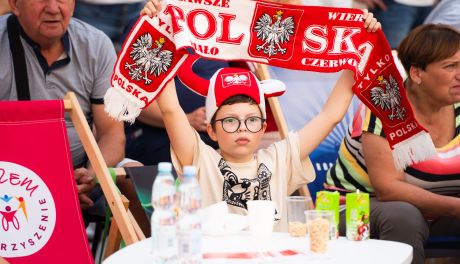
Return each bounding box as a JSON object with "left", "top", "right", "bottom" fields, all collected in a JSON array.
[
  {"left": 223, "top": 74, "right": 249, "bottom": 86},
  {"left": 253, "top": 10, "right": 295, "bottom": 57},
  {"left": 370, "top": 74, "right": 406, "bottom": 120},
  {"left": 124, "top": 34, "right": 173, "bottom": 85}
]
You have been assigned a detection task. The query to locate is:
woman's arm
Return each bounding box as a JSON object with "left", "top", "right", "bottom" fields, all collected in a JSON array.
[{"left": 362, "top": 132, "right": 460, "bottom": 218}]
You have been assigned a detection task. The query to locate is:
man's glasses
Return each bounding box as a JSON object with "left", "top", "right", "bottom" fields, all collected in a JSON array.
[{"left": 212, "top": 116, "right": 266, "bottom": 133}]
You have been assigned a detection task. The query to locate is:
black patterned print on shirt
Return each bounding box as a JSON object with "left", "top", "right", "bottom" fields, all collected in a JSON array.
[{"left": 219, "top": 158, "right": 273, "bottom": 210}]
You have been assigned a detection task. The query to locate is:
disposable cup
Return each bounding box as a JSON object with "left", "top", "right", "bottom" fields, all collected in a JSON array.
[
  {"left": 247, "top": 200, "right": 275, "bottom": 239},
  {"left": 305, "top": 210, "right": 332, "bottom": 253},
  {"left": 286, "top": 196, "right": 312, "bottom": 237}
]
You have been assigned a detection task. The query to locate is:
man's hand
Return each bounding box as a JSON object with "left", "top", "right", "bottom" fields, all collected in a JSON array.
[
  {"left": 355, "top": 0, "right": 387, "bottom": 11},
  {"left": 186, "top": 106, "right": 207, "bottom": 132},
  {"left": 74, "top": 167, "right": 96, "bottom": 210}
]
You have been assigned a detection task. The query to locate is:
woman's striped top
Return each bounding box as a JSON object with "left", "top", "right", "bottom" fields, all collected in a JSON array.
[{"left": 325, "top": 103, "right": 460, "bottom": 196}]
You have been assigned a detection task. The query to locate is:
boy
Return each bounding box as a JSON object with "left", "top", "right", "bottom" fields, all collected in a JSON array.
[{"left": 144, "top": 1, "right": 381, "bottom": 231}]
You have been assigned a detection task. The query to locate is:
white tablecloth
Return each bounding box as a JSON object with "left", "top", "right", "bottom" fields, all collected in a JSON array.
[{"left": 104, "top": 232, "right": 412, "bottom": 264}]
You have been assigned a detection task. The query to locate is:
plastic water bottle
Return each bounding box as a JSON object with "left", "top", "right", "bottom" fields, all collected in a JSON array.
[
  {"left": 177, "top": 166, "right": 202, "bottom": 264},
  {"left": 151, "top": 162, "right": 178, "bottom": 263}
]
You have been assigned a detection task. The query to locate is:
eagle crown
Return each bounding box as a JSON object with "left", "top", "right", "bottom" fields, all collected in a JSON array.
[
  {"left": 273, "top": 10, "right": 283, "bottom": 19},
  {"left": 155, "top": 37, "right": 166, "bottom": 47}
]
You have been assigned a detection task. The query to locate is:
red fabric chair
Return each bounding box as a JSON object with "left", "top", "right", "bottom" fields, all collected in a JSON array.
[
  {"left": 0, "top": 93, "right": 143, "bottom": 263},
  {"left": 0, "top": 99, "right": 93, "bottom": 264}
]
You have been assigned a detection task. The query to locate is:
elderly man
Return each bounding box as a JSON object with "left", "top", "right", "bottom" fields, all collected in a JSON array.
[{"left": 0, "top": 0, "right": 125, "bottom": 214}]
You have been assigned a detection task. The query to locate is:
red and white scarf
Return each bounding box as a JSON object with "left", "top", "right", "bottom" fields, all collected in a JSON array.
[{"left": 104, "top": 0, "right": 436, "bottom": 169}]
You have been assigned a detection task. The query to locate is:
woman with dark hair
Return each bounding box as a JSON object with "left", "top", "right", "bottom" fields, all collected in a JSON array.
[{"left": 325, "top": 24, "right": 460, "bottom": 264}]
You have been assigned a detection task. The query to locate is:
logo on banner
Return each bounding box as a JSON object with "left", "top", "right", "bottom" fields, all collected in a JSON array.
[
  {"left": 249, "top": 3, "right": 303, "bottom": 61},
  {"left": 115, "top": 18, "right": 183, "bottom": 94},
  {"left": 221, "top": 72, "right": 251, "bottom": 87},
  {"left": 124, "top": 34, "right": 173, "bottom": 85},
  {"left": 0, "top": 161, "right": 56, "bottom": 257},
  {"left": 370, "top": 74, "right": 405, "bottom": 121}
]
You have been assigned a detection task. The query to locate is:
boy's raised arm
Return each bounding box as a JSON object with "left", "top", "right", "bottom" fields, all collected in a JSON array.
[
  {"left": 156, "top": 80, "right": 196, "bottom": 166},
  {"left": 297, "top": 10, "right": 380, "bottom": 160},
  {"left": 297, "top": 70, "right": 355, "bottom": 160}
]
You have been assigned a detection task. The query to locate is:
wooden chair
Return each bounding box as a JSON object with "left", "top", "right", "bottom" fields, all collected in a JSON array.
[
  {"left": 64, "top": 93, "right": 145, "bottom": 258},
  {"left": 0, "top": 98, "right": 94, "bottom": 263}
]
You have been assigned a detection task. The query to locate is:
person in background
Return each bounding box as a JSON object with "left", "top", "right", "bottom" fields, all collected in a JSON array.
[
  {"left": 0, "top": 0, "right": 149, "bottom": 234},
  {"left": 325, "top": 24, "right": 460, "bottom": 264},
  {"left": 73, "top": 0, "right": 145, "bottom": 51},
  {"left": 424, "top": 0, "right": 460, "bottom": 30},
  {"left": 354, "top": 0, "right": 434, "bottom": 48}
]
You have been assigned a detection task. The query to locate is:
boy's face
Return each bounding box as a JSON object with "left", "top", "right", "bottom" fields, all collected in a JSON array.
[{"left": 207, "top": 102, "right": 267, "bottom": 163}]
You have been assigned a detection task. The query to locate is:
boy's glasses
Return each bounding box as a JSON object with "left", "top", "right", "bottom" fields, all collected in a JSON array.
[{"left": 212, "top": 116, "right": 266, "bottom": 133}]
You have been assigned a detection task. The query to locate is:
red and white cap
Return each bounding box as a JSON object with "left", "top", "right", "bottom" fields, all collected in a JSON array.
[{"left": 205, "top": 67, "right": 286, "bottom": 122}]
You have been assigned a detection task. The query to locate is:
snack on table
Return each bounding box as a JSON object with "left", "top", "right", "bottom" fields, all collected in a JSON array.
[
  {"left": 308, "top": 218, "right": 330, "bottom": 253},
  {"left": 288, "top": 221, "right": 307, "bottom": 237}
]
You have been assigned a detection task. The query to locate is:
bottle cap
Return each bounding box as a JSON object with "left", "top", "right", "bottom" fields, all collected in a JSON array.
[
  {"left": 183, "top": 166, "right": 197, "bottom": 178},
  {"left": 158, "top": 162, "right": 172, "bottom": 172}
]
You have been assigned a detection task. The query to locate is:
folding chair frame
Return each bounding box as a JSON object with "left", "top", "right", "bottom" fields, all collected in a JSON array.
[{"left": 64, "top": 92, "right": 141, "bottom": 246}]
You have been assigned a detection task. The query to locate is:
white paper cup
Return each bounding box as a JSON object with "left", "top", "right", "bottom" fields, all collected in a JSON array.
[
  {"left": 199, "top": 201, "right": 228, "bottom": 235},
  {"left": 247, "top": 200, "right": 275, "bottom": 239}
]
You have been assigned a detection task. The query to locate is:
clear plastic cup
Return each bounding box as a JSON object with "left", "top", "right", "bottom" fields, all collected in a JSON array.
[
  {"left": 305, "top": 210, "right": 333, "bottom": 253},
  {"left": 286, "top": 196, "right": 313, "bottom": 237}
]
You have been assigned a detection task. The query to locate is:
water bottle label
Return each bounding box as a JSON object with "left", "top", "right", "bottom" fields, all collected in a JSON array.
[
  {"left": 153, "top": 178, "right": 176, "bottom": 209},
  {"left": 177, "top": 230, "right": 202, "bottom": 256},
  {"left": 152, "top": 225, "right": 178, "bottom": 258}
]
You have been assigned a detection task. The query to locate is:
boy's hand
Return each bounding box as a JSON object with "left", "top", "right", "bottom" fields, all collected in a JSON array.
[
  {"left": 140, "top": 0, "right": 162, "bottom": 17},
  {"left": 362, "top": 9, "right": 381, "bottom": 32}
]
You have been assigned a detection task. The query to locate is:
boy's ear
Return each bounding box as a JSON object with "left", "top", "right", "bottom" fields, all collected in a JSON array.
[{"left": 206, "top": 123, "right": 218, "bottom": 142}]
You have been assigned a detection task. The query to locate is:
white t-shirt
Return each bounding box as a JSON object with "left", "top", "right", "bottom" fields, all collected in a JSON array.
[{"left": 172, "top": 131, "right": 315, "bottom": 232}]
